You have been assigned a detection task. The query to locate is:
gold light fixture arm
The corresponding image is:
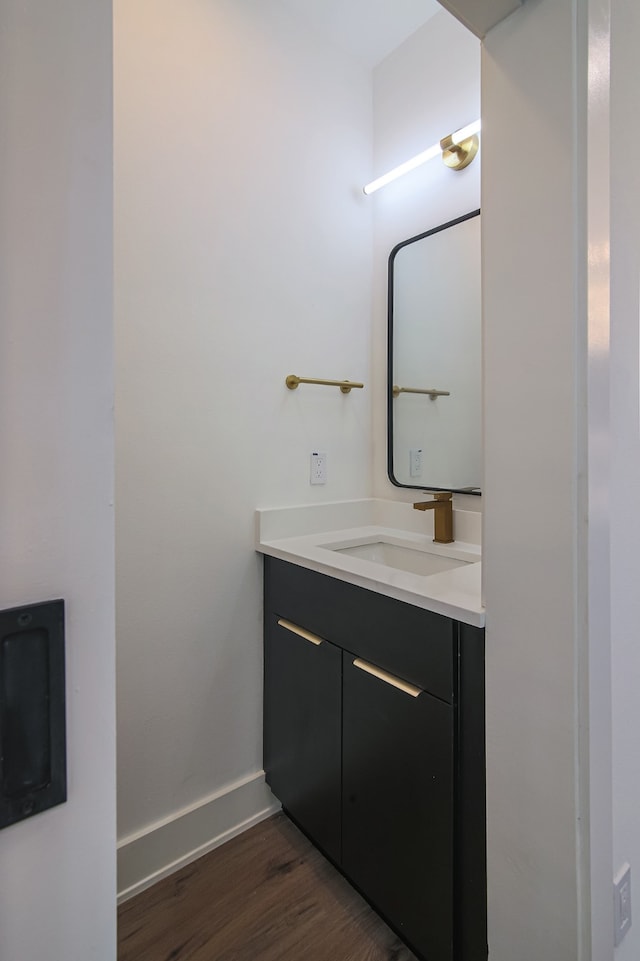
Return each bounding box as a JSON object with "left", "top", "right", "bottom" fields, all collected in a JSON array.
[
  {"left": 440, "top": 132, "right": 479, "bottom": 171},
  {"left": 392, "top": 386, "right": 450, "bottom": 398},
  {"left": 286, "top": 375, "right": 364, "bottom": 394}
]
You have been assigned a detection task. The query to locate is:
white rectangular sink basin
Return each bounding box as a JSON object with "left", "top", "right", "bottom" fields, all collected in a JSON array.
[{"left": 330, "top": 540, "right": 473, "bottom": 577}]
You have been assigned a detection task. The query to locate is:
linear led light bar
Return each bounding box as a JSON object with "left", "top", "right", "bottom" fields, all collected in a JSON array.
[{"left": 363, "top": 119, "right": 481, "bottom": 195}]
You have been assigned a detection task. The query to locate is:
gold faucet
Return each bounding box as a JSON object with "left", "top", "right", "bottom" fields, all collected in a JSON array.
[{"left": 413, "top": 492, "right": 454, "bottom": 544}]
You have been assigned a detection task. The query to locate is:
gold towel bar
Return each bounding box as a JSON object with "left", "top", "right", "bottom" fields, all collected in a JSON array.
[
  {"left": 286, "top": 375, "right": 364, "bottom": 394},
  {"left": 392, "top": 386, "right": 450, "bottom": 398}
]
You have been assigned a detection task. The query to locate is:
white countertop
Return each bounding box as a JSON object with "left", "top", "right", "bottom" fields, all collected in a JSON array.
[{"left": 256, "top": 499, "right": 485, "bottom": 628}]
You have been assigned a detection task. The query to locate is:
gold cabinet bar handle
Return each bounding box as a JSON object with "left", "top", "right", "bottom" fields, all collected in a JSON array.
[
  {"left": 286, "top": 375, "right": 364, "bottom": 394},
  {"left": 353, "top": 658, "right": 421, "bottom": 698},
  {"left": 277, "top": 618, "right": 323, "bottom": 646},
  {"left": 392, "top": 386, "right": 450, "bottom": 398}
]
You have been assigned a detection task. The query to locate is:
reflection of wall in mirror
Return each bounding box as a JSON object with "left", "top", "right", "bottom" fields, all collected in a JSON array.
[{"left": 392, "top": 214, "right": 481, "bottom": 489}]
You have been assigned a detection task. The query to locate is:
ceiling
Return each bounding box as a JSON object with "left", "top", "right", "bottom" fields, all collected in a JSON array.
[{"left": 278, "top": 0, "right": 442, "bottom": 69}]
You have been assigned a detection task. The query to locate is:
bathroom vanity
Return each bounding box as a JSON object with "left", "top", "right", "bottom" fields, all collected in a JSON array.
[{"left": 258, "top": 500, "right": 486, "bottom": 961}]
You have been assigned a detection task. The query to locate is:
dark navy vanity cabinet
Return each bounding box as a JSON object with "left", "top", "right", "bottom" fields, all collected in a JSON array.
[{"left": 263, "top": 556, "right": 487, "bottom": 961}]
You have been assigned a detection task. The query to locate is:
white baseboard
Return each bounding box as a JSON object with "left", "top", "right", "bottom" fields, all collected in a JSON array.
[{"left": 117, "top": 771, "right": 280, "bottom": 903}]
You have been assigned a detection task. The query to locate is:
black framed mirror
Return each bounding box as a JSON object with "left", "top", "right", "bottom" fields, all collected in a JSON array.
[{"left": 387, "top": 209, "right": 481, "bottom": 494}]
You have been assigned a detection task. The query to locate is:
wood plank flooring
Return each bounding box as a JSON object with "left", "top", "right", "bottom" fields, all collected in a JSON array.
[{"left": 118, "top": 812, "right": 418, "bottom": 961}]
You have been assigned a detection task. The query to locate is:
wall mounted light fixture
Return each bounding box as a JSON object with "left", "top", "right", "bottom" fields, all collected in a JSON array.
[{"left": 363, "top": 119, "right": 481, "bottom": 195}]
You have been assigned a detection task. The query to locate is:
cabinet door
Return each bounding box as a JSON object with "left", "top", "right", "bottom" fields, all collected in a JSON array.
[
  {"left": 263, "top": 616, "right": 342, "bottom": 864},
  {"left": 342, "top": 653, "right": 454, "bottom": 961}
]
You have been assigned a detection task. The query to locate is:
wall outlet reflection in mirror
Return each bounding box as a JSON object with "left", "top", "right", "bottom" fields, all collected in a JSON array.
[{"left": 409, "top": 448, "right": 423, "bottom": 478}]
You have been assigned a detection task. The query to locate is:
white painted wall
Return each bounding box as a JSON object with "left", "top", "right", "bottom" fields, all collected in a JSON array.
[
  {"left": 278, "top": 0, "right": 441, "bottom": 68},
  {"left": 584, "top": 2, "right": 614, "bottom": 956},
  {"left": 437, "top": 0, "right": 523, "bottom": 39},
  {"left": 115, "top": 0, "right": 372, "bottom": 856},
  {"left": 610, "top": 2, "right": 640, "bottom": 958},
  {"left": 482, "top": 0, "right": 613, "bottom": 957},
  {"left": 370, "top": 11, "right": 481, "bottom": 509},
  {"left": 0, "top": 0, "right": 116, "bottom": 958},
  {"left": 483, "top": 4, "right": 580, "bottom": 955}
]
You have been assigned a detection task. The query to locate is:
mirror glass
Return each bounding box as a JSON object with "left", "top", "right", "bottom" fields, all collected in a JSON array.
[{"left": 388, "top": 210, "right": 481, "bottom": 493}]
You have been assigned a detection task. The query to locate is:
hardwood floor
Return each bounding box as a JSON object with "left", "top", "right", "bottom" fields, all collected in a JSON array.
[{"left": 118, "top": 812, "right": 418, "bottom": 961}]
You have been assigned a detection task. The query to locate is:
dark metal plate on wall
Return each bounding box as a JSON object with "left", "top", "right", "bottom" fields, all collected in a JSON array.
[{"left": 0, "top": 599, "right": 66, "bottom": 829}]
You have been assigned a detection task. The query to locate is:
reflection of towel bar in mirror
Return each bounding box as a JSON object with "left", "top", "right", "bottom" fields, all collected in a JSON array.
[
  {"left": 286, "top": 375, "right": 364, "bottom": 394},
  {"left": 392, "top": 386, "right": 450, "bottom": 398}
]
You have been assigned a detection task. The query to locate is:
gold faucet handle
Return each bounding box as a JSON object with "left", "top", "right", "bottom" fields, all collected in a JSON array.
[{"left": 413, "top": 491, "right": 452, "bottom": 509}]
